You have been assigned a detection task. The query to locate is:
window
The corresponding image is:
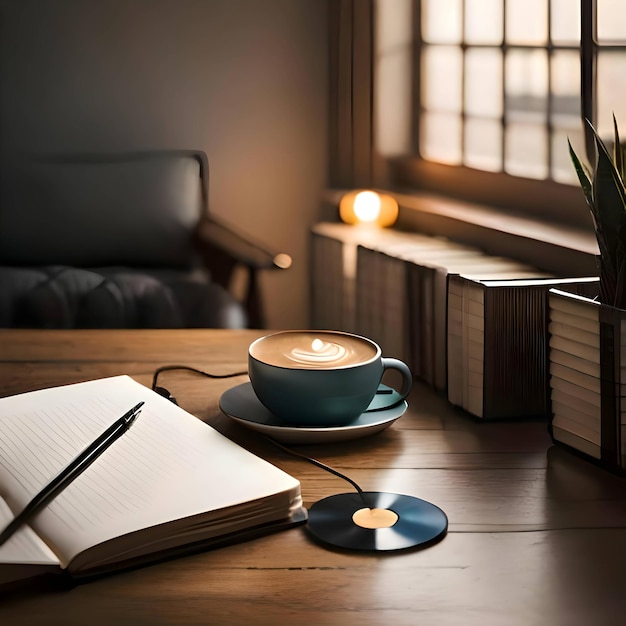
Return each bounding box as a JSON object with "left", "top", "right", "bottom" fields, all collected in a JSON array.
[
  {"left": 421, "top": 0, "right": 580, "bottom": 183},
  {"left": 374, "top": 0, "right": 626, "bottom": 228}
]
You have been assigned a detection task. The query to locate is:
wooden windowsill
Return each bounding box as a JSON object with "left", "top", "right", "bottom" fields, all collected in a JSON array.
[{"left": 321, "top": 188, "right": 599, "bottom": 278}]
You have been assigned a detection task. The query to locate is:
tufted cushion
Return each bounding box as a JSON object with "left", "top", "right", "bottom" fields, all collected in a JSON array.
[
  {"left": 0, "top": 266, "right": 247, "bottom": 329},
  {"left": 0, "top": 154, "right": 203, "bottom": 268}
]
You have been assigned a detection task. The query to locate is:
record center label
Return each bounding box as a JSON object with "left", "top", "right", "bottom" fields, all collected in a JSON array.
[{"left": 352, "top": 507, "right": 398, "bottom": 529}]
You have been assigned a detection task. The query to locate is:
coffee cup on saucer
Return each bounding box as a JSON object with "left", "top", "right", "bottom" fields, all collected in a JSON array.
[{"left": 248, "top": 330, "right": 412, "bottom": 426}]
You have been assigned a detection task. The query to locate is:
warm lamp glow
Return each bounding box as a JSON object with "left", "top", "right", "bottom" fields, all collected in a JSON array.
[
  {"left": 353, "top": 191, "right": 381, "bottom": 222},
  {"left": 339, "top": 190, "right": 399, "bottom": 227}
]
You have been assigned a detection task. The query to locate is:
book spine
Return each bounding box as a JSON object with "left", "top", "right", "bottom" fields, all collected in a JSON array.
[
  {"left": 482, "top": 285, "right": 549, "bottom": 419},
  {"left": 548, "top": 289, "right": 602, "bottom": 455},
  {"left": 432, "top": 266, "right": 449, "bottom": 392},
  {"left": 476, "top": 279, "right": 598, "bottom": 420},
  {"left": 355, "top": 245, "right": 411, "bottom": 362},
  {"left": 310, "top": 231, "right": 346, "bottom": 330},
  {"left": 355, "top": 245, "right": 382, "bottom": 346},
  {"left": 380, "top": 251, "right": 410, "bottom": 362},
  {"left": 463, "top": 278, "right": 485, "bottom": 417},
  {"left": 447, "top": 275, "right": 464, "bottom": 408},
  {"left": 406, "top": 262, "right": 436, "bottom": 386}
]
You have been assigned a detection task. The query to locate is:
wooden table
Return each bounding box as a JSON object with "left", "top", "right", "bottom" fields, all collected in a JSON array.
[{"left": 2, "top": 329, "right": 626, "bottom": 625}]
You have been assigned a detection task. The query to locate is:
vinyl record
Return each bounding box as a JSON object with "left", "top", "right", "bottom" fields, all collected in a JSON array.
[{"left": 306, "top": 491, "right": 448, "bottom": 552}]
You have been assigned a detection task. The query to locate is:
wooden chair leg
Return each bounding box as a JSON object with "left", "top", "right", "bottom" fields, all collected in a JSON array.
[{"left": 245, "top": 269, "right": 266, "bottom": 329}]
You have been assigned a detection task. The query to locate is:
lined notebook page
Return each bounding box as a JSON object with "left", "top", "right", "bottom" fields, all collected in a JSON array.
[
  {"left": 0, "top": 376, "right": 300, "bottom": 569},
  {"left": 0, "top": 498, "right": 59, "bottom": 565}
]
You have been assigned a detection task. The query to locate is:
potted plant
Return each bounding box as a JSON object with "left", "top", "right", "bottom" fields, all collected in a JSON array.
[
  {"left": 548, "top": 117, "right": 626, "bottom": 473},
  {"left": 569, "top": 117, "right": 626, "bottom": 308}
]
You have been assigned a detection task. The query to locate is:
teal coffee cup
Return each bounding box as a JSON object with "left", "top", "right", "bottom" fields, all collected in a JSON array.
[{"left": 248, "top": 330, "right": 412, "bottom": 426}]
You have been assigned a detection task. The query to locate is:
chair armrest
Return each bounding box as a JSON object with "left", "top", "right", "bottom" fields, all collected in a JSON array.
[
  {"left": 193, "top": 218, "right": 292, "bottom": 328},
  {"left": 194, "top": 218, "right": 292, "bottom": 271}
]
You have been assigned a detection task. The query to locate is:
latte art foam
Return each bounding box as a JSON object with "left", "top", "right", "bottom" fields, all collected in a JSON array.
[
  {"left": 288, "top": 338, "right": 348, "bottom": 365},
  {"left": 250, "top": 331, "right": 378, "bottom": 369}
]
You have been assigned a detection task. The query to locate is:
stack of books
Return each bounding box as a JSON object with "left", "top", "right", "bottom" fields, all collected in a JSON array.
[
  {"left": 355, "top": 237, "right": 549, "bottom": 393},
  {"left": 310, "top": 226, "right": 349, "bottom": 331},
  {"left": 406, "top": 253, "right": 549, "bottom": 392},
  {"left": 311, "top": 222, "right": 479, "bottom": 371},
  {"left": 448, "top": 276, "right": 599, "bottom": 420},
  {"left": 310, "top": 223, "right": 601, "bottom": 423},
  {"left": 311, "top": 222, "right": 387, "bottom": 332},
  {"left": 548, "top": 286, "right": 604, "bottom": 458},
  {"left": 353, "top": 235, "right": 478, "bottom": 368}
]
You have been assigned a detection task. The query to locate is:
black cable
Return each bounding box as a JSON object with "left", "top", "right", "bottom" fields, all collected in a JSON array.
[
  {"left": 151, "top": 364, "right": 247, "bottom": 404},
  {"left": 264, "top": 436, "right": 370, "bottom": 508},
  {"left": 149, "top": 365, "right": 626, "bottom": 531},
  {"left": 151, "top": 364, "right": 247, "bottom": 389},
  {"left": 151, "top": 364, "right": 370, "bottom": 508}
]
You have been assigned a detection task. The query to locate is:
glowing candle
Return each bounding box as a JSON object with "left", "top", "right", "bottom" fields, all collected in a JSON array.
[{"left": 353, "top": 191, "right": 381, "bottom": 223}]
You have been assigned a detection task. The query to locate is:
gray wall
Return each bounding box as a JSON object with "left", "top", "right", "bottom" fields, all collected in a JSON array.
[{"left": 0, "top": 0, "right": 329, "bottom": 329}]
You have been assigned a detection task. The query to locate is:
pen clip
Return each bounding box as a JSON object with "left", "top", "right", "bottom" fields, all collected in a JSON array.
[{"left": 123, "top": 401, "right": 144, "bottom": 427}]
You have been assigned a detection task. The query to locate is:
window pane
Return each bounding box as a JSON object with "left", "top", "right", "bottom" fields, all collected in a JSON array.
[
  {"left": 414, "top": 0, "right": 587, "bottom": 190},
  {"left": 505, "top": 122, "right": 548, "bottom": 178},
  {"left": 598, "top": 0, "right": 626, "bottom": 43},
  {"left": 465, "top": 118, "right": 502, "bottom": 171},
  {"left": 422, "top": 0, "right": 462, "bottom": 44},
  {"left": 421, "top": 112, "right": 462, "bottom": 164},
  {"left": 506, "top": 0, "right": 548, "bottom": 45},
  {"left": 552, "top": 126, "right": 584, "bottom": 184},
  {"left": 422, "top": 46, "right": 463, "bottom": 113},
  {"left": 466, "top": 49, "right": 502, "bottom": 117},
  {"left": 505, "top": 49, "right": 548, "bottom": 122},
  {"left": 551, "top": 50, "right": 581, "bottom": 126},
  {"left": 375, "top": 50, "right": 413, "bottom": 156},
  {"left": 550, "top": 48, "right": 582, "bottom": 186},
  {"left": 551, "top": 0, "right": 580, "bottom": 45},
  {"left": 465, "top": 0, "right": 503, "bottom": 44},
  {"left": 375, "top": 0, "right": 413, "bottom": 53},
  {"left": 597, "top": 52, "right": 626, "bottom": 137}
]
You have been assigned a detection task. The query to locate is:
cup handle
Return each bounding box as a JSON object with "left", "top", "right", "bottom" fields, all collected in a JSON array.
[{"left": 381, "top": 357, "right": 413, "bottom": 401}]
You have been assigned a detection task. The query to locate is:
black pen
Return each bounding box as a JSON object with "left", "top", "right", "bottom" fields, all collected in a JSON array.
[{"left": 0, "top": 401, "right": 144, "bottom": 547}]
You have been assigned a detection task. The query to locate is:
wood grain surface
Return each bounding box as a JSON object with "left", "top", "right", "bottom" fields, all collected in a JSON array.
[{"left": 1, "top": 329, "right": 626, "bottom": 625}]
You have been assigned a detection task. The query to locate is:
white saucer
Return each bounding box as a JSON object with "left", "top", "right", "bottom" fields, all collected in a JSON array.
[{"left": 219, "top": 382, "right": 408, "bottom": 444}]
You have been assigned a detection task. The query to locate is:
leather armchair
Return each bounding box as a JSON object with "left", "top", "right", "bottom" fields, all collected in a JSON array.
[{"left": 0, "top": 150, "right": 289, "bottom": 329}]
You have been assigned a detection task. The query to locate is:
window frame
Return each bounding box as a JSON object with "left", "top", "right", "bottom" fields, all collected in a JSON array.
[{"left": 388, "top": 0, "right": 595, "bottom": 232}]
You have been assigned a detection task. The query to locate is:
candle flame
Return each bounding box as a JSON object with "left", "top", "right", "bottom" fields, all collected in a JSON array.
[{"left": 353, "top": 191, "right": 381, "bottom": 223}]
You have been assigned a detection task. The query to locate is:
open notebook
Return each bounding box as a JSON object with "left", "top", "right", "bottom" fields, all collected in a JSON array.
[{"left": 0, "top": 375, "right": 304, "bottom": 585}]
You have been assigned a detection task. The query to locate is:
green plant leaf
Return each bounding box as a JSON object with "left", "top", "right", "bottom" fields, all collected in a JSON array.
[
  {"left": 569, "top": 136, "right": 606, "bottom": 257},
  {"left": 589, "top": 125, "right": 626, "bottom": 219},
  {"left": 568, "top": 139, "right": 593, "bottom": 207},
  {"left": 614, "top": 114, "right": 623, "bottom": 179},
  {"left": 587, "top": 120, "right": 626, "bottom": 302}
]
